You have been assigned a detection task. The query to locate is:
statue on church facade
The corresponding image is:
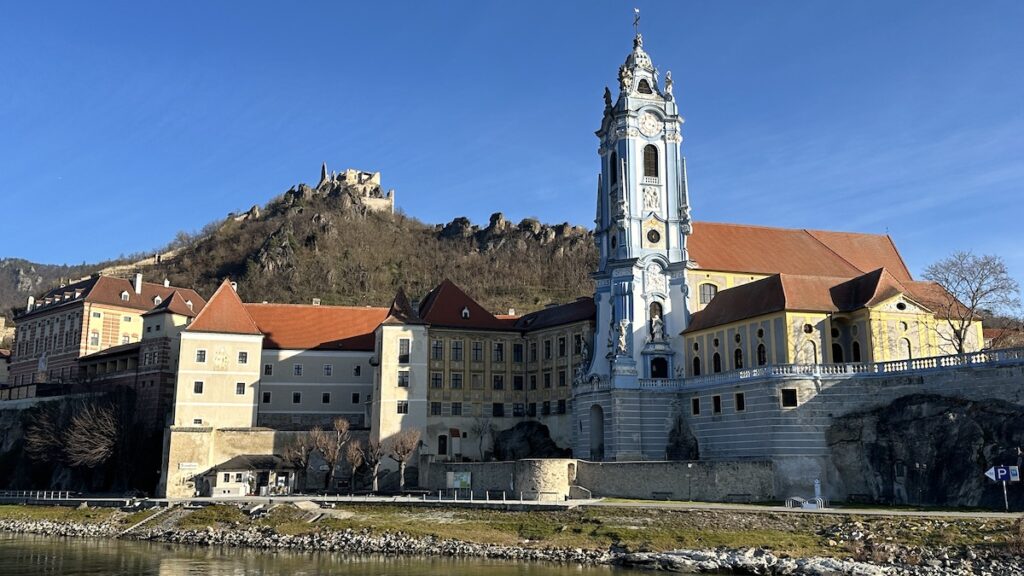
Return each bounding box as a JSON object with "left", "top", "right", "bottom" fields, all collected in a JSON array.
[
  {"left": 616, "top": 319, "right": 629, "bottom": 354},
  {"left": 665, "top": 71, "right": 674, "bottom": 100},
  {"left": 618, "top": 64, "right": 633, "bottom": 92}
]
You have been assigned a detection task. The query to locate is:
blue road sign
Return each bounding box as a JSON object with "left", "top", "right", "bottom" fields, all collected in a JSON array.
[{"left": 985, "top": 466, "right": 1020, "bottom": 482}]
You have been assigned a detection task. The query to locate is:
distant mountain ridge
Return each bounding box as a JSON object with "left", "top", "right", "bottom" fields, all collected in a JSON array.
[{"left": 1, "top": 170, "right": 598, "bottom": 321}]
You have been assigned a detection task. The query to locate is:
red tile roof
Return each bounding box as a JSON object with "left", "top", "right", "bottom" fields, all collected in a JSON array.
[
  {"left": 417, "top": 279, "right": 512, "bottom": 330},
  {"left": 187, "top": 280, "right": 262, "bottom": 336},
  {"left": 382, "top": 288, "right": 425, "bottom": 326},
  {"left": 514, "top": 298, "right": 595, "bottom": 331},
  {"left": 18, "top": 275, "right": 206, "bottom": 320},
  {"left": 244, "top": 304, "right": 388, "bottom": 351},
  {"left": 688, "top": 222, "right": 913, "bottom": 281},
  {"left": 142, "top": 290, "right": 203, "bottom": 318},
  {"left": 685, "top": 268, "right": 961, "bottom": 333}
]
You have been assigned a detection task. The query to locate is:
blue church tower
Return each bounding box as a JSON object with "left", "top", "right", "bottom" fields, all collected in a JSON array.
[{"left": 575, "top": 30, "right": 693, "bottom": 461}]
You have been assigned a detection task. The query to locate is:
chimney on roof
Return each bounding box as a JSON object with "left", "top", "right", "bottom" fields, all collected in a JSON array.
[
  {"left": 133, "top": 273, "right": 143, "bottom": 295},
  {"left": 508, "top": 308, "right": 516, "bottom": 316},
  {"left": 230, "top": 282, "right": 238, "bottom": 292},
  {"left": 312, "top": 298, "right": 321, "bottom": 306},
  {"left": 27, "top": 296, "right": 34, "bottom": 311},
  {"left": 163, "top": 278, "right": 170, "bottom": 287}
]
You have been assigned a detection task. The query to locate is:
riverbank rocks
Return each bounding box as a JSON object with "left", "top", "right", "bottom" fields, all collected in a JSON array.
[{"left": 0, "top": 519, "right": 119, "bottom": 538}]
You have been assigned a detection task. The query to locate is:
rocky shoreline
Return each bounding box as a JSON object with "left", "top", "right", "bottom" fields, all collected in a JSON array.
[{"left": 1, "top": 516, "right": 1022, "bottom": 575}]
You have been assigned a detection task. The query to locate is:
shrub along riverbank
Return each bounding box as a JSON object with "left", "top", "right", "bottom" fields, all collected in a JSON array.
[{"left": 0, "top": 503, "right": 1022, "bottom": 574}]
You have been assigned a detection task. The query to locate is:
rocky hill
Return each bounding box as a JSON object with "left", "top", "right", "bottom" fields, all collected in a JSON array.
[
  {"left": 0, "top": 259, "right": 117, "bottom": 321},
  {"left": 2, "top": 171, "right": 598, "bottom": 318}
]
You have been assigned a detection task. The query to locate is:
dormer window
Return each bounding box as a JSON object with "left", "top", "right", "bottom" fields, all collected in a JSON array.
[
  {"left": 461, "top": 307, "right": 470, "bottom": 320},
  {"left": 186, "top": 300, "right": 193, "bottom": 311},
  {"left": 120, "top": 291, "right": 130, "bottom": 302},
  {"left": 637, "top": 79, "right": 653, "bottom": 94},
  {"left": 153, "top": 296, "right": 162, "bottom": 306}
]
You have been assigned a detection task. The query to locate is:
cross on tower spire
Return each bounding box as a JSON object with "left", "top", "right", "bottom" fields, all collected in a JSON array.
[{"left": 633, "top": 8, "right": 640, "bottom": 36}]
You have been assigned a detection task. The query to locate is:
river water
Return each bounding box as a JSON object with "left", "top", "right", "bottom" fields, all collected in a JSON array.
[{"left": 0, "top": 533, "right": 654, "bottom": 576}]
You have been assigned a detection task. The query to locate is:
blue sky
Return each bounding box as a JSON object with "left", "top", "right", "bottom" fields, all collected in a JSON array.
[{"left": 2, "top": 1, "right": 1022, "bottom": 289}]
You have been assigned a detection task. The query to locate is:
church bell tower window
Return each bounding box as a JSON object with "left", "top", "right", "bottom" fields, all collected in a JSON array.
[
  {"left": 643, "top": 145, "right": 659, "bottom": 178},
  {"left": 637, "top": 79, "right": 653, "bottom": 94}
]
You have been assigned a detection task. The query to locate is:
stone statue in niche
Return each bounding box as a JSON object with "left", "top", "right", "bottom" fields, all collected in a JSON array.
[
  {"left": 650, "top": 314, "right": 665, "bottom": 341},
  {"left": 616, "top": 320, "right": 629, "bottom": 355},
  {"left": 643, "top": 186, "right": 660, "bottom": 211}
]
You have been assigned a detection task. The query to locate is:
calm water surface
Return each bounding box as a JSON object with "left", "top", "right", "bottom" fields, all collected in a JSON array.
[{"left": 0, "top": 533, "right": 658, "bottom": 576}]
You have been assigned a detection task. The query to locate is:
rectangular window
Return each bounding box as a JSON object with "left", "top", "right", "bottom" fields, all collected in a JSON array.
[
  {"left": 262, "top": 391, "right": 272, "bottom": 404},
  {"left": 237, "top": 351, "right": 248, "bottom": 364},
  {"left": 193, "top": 381, "right": 204, "bottom": 394},
  {"left": 691, "top": 397, "right": 700, "bottom": 416},
  {"left": 397, "top": 372, "right": 410, "bottom": 387},
  {"left": 431, "top": 339, "right": 444, "bottom": 360},
  {"left": 513, "top": 375, "right": 524, "bottom": 391},
  {"left": 557, "top": 399, "right": 566, "bottom": 414},
  {"left": 471, "top": 341, "right": 483, "bottom": 362},
  {"left": 558, "top": 337, "right": 566, "bottom": 357},
  {"left": 223, "top": 473, "right": 230, "bottom": 483},
  {"left": 529, "top": 342, "right": 538, "bottom": 362},
  {"left": 398, "top": 338, "right": 410, "bottom": 364},
  {"left": 492, "top": 403, "right": 505, "bottom": 417},
  {"left": 451, "top": 402, "right": 462, "bottom": 416},
  {"left": 451, "top": 373, "right": 463, "bottom": 389},
  {"left": 492, "top": 342, "right": 504, "bottom": 362},
  {"left": 92, "top": 312, "right": 102, "bottom": 318},
  {"left": 544, "top": 340, "right": 552, "bottom": 360},
  {"left": 781, "top": 388, "right": 799, "bottom": 408},
  {"left": 292, "top": 392, "right": 301, "bottom": 404},
  {"left": 431, "top": 402, "right": 442, "bottom": 416},
  {"left": 513, "top": 343, "right": 524, "bottom": 363},
  {"left": 530, "top": 375, "right": 537, "bottom": 390},
  {"left": 558, "top": 370, "right": 566, "bottom": 387},
  {"left": 264, "top": 364, "right": 273, "bottom": 376},
  {"left": 90, "top": 331, "right": 99, "bottom": 346},
  {"left": 471, "top": 373, "right": 482, "bottom": 389},
  {"left": 735, "top": 392, "right": 746, "bottom": 412},
  {"left": 354, "top": 365, "right": 361, "bottom": 376},
  {"left": 351, "top": 392, "right": 360, "bottom": 404},
  {"left": 234, "top": 473, "right": 243, "bottom": 483},
  {"left": 513, "top": 403, "right": 525, "bottom": 417},
  {"left": 235, "top": 382, "right": 245, "bottom": 395},
  {"left": 293, "top": 364, "right": 303, "bottom": 377},
  {"left": 430, "top": 372, "right": 443, "bottom": 389},
  {"left": 323, "top": 364, "right": 333, "bottom": 377},
  {"left": 527, "top": 403, "right": 537, "bottom": 417},
  {"left": 397, "top": 401, "right": 409, "bottom": 414},
  {"left": 543, "top": 373, "right": 552, "bottom": 389},
  {"left": 713, "top": 395, "right": 722, "bottom": 414},
  {"left": 542, "top": 401, "right": 551, "bottom": 416},
  {"left": 451, "top": 341, "right": 463, "bottom": 361},
  {"left": 493, "top": 375, "right": 504, "bottom": 390},
  {"left": 195, "top": 349, "right": 206, "bottom": 363},
  {"left": 119, "top": 335, "right": 129, "bottom": 345},
  {"left": 574, "top": 334, "right": 583, "bottom": 355},
  {"left": 123, "top": 315, "right": 132, "bottom": 322},
  {"left": 322, "top": 392, "right": 331, "bottom": 404}
]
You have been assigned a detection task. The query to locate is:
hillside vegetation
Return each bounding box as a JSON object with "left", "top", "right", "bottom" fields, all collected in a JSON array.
[{"left": 4, "top": 175, "right": 598, "bottom": 316}]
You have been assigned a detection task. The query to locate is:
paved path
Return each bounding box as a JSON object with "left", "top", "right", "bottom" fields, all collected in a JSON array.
[{"left": 587, "top": 498, "right": 1022, "bottom": 519}]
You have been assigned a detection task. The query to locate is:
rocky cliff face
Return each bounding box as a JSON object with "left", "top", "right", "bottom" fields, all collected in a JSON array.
[{"left": 828, "top": 393, "right": 1024, "bottom": 508}]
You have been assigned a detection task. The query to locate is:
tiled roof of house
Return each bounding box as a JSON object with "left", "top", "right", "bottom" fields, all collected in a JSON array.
[
  {"left": 514, "top": 298, "right": 596, "bottom": 331},
  {"left": 685, "top": 268, "right": 961, "bottom": 333},
  {"left": 416, "top": 279, "right": 513, "bottom": 330},
  {"left": 244, "top": 303, "right": 388, "bottom": 351},
  {"left": 141, "top": 290, "right": 203, "bottom": 318},
  {"left": 18, "top": 275, "right": 206, "bottom": 320},
  {"left": 688, "top": 222, "right": 913, "bottom": 282},
  {"left": 382, "top": 288, "right": 425, "bottom": 326},
  {"left": 186, "top": 280, "right": 262, "bottom": 336},
  {"left": 208, "top": 454, "right": 293, "bottom": 472}
]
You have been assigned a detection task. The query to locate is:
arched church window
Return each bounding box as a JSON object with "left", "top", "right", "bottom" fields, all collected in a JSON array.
[
  {"left": 650, "top": 357, "right": 668, "bottom": 379},
  {"left": 757, "top": 343, "right": 767, "bottom": 366},
  {"left": 637, "top": 79, "right": 653, "bottom": 94},
  {"left": 643, "top": 145, "right": 659, "bottom": 178},
  {"left": 610, "top": 151, "right": 619, "bottom": 185},
  {"left": 734, "top": 348, "right": 743, "bottom": 370},
  {"left": 692, "top": 356, "right": 701, "bottom": 376},
  {"left": 832, "top": 343, "right": 844, "bottom": 363},
  {"left": 712, "top": 352, "right": 722, "bottom": 373},
  {"left": 699, "top": 283, "right": 718, "bottom": 305}
]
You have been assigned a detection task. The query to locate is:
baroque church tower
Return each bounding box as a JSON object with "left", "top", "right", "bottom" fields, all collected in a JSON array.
[{"left": 576, "top": 29, "right": 693, "bottom": 461}]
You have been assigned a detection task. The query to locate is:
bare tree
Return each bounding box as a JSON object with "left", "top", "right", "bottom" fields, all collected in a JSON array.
[
  {"left": 345, "top": 439, "right": 365, "bottom": 489},
  {"left": 923, "top": 252, "right": 1021, "bottom": 354},
  {"left": 363, "top": 440, "right": 386, "bottom": 493},
  {"left": 310, "top": 418, "right": 350, "bottom": 490},
  {"left": 285, "top": 433, "right": 316, "bottom": 493},
  {"left": 470, "top": 415, "right": 495, "bottom": 461},
  {"left": 24, "top": 404, "right": 63, "bottom": 463},
  {"left": 385, "top": 429, "right": 421, "bottom": 492},
  {"left": 63, "top": 404, "right": 118, "bottom": 468}
]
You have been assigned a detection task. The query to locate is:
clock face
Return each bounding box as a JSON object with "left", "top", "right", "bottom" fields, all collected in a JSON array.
[
  {"left": 639, "top": 112, "right": 661, "bottom": 137},
  {"left": 647, "top": 229, "right": 661, "bottom": 243}
]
